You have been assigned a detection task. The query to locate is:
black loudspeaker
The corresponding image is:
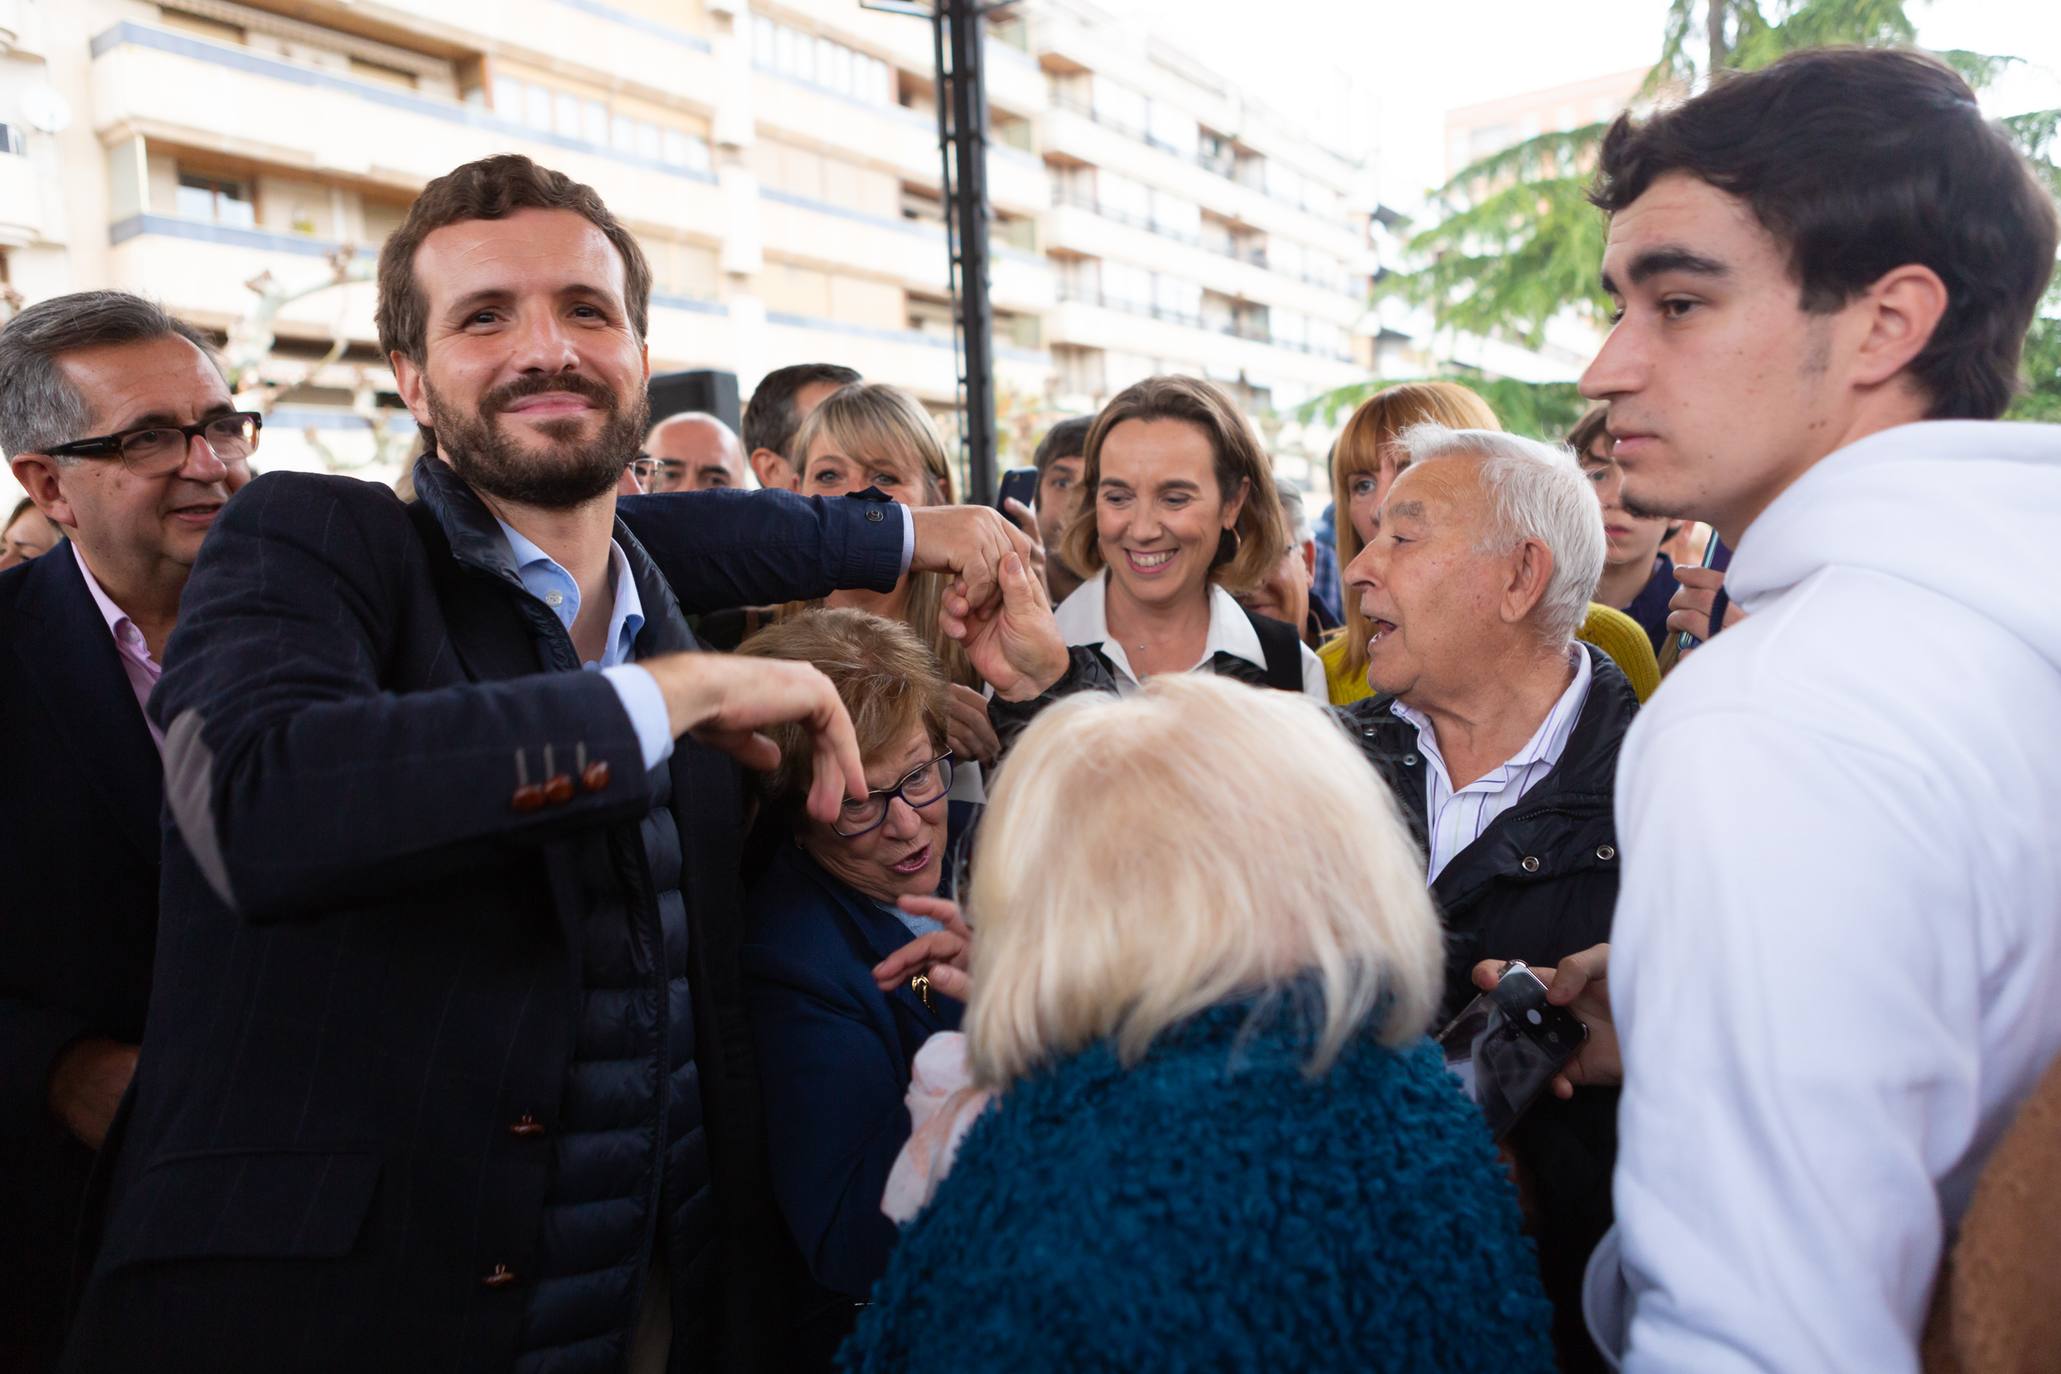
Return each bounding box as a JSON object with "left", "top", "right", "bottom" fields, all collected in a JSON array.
[{"left": 647, "top": 369, "right": 741, "bottom": 432}]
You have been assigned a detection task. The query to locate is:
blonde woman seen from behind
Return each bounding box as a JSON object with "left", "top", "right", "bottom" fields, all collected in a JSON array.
[{"left": 845, "top": 674, "right": 1555, "bottom": 1374}]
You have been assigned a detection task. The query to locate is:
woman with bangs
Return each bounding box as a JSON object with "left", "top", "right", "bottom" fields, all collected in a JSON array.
[
  {"left": 1323, "top": 383, "right": 1661, "bottom": 705},
  {"left": 789, "top": 382, "right": 1004, "bottom": 771},
  {"left": 1321, "top": 382, "right": 1500, "bottom": 704},
  {"left": 1052, "top": 374, "right": 1326, "bottom": 699}
]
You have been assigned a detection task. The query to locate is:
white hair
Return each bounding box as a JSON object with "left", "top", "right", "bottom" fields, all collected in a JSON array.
[
  {"left": 963, "top": 674, "right": 1444, "bottom": 1091},
  {"left": 1273, "top": 476, "right": 1313, "bottom": 546},
  {"left": 1395, "top": 424, "right": 1605, "bottom": 644}
]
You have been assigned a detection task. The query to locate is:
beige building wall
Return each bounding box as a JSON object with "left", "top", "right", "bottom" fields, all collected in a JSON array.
[
  {"left": 1444, "top": 66, "right": 1649, "bottom": 181},
  {"left": 0, "top": 0, "right": 1379, "bottom": 499}
]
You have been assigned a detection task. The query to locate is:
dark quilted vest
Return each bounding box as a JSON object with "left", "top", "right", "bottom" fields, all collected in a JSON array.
[
  {"left": 406, "top": 506, "right": 710, "bottom": 1373},
  {"left": 513, "top": 756, "right": 704, "bottom": 1372}
]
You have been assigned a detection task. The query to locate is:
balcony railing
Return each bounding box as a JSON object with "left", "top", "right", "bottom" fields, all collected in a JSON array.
[
  {"left": 1058, "top": 284, "right": 1352, "bottom": 361},
  {"left": 1056, "top": 282, "right": 1202, "bottom": 329},
  {"left": 1050, "top": 188, "right": 1203, "bottom": 248}
]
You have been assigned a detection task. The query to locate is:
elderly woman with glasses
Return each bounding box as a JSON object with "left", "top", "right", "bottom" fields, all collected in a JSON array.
[{"left": 732, "top": 607, "right": 964, "bottom": 1333}]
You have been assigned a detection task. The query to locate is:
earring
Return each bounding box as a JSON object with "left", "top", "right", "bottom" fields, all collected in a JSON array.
[{"left": 1212, "top": 525, "right": 1242, "bottom": 569}]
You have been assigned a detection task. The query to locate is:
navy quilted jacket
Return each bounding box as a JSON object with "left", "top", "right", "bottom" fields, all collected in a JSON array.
[{"left": 841, "top": 999, "right": 1555, "bottom": 1374}]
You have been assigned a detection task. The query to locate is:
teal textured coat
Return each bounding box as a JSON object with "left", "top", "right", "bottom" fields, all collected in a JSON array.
[{"left": 841, "top": 998, "right": 1556, "bottom": 1373}]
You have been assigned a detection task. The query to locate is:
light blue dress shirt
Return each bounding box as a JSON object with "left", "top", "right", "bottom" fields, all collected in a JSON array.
[
  {"left": 493, "top": 505, "right": 918, "bottom": 776},
  {"left": 495, "top": 518, "right": 675, "bottom": 772}
]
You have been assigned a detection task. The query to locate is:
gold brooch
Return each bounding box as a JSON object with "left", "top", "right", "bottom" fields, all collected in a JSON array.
[{"left": 910, "top": 972, "right": 933, "bottom": 1012}]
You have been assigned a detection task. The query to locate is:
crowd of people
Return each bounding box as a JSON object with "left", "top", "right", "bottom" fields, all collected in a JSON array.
[{"left": 2, "top": 42, "right": 2059, "bottom": 1374}]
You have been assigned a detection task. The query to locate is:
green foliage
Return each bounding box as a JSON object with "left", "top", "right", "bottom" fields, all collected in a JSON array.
[
  {"left": 1397, "top": 172, "right": 1614, "bottom": 346},
  {"left": 2004, "top": 109, "right": 2061, "bottom": 199},
  {"left": 1726, "top": 0, "right": 1913, "bottom": 68},
  {"left": 1381, "top": 0, "right": 2056, "bottom": 361},
  {"left": 1297, "top": 376, "right": 1591, "bottom": 443},
  {"left": 2007, "top": 289, "right": 2061, "bottom": 423}
]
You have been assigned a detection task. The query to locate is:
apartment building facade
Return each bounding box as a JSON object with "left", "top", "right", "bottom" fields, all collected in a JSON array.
[{"left": 0, "top": 0, "right": 1374, "bottom": 488}]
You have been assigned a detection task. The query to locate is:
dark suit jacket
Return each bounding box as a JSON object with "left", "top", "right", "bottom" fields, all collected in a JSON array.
[
  {"left": 0, "top": 546, "right": 162, "bottom": 1372},
  {"left": 742, "top": 847, "right": 961, "bottom": 1302},
  {"left": 62, "top": 466, "right": 905, "bottom": 1374}
]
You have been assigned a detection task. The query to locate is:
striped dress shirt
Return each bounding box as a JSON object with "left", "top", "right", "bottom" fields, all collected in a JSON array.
[{"left": 1389, "top": 646, "right": 1592, "bottom": 882}]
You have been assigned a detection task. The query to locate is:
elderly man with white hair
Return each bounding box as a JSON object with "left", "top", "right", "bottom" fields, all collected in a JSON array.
[{"left": 1337, "top": 421, "right": 1633, "bottom": 1372}]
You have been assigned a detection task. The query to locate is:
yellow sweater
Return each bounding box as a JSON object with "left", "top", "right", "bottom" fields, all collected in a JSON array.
[{"left": 1319, "top": 602, "right": 1660, "bottom": 707}]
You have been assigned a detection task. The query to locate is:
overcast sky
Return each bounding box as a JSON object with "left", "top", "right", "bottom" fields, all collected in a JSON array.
[{"left": 1131, "top": 0, "right": 2061, "bottom": 210}]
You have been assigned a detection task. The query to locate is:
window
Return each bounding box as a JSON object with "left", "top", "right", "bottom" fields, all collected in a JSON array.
[
  {"left": 1153, "top": 275, "right": 1200, "bottom": 325},
  {"left": 347, "top": 56, "right": 417, "bottom": 89},
  {"left": 362, "top": 198, "right": 411, "bottom": 245},
  {"left": 1264, "top": 161, "right": 1301, "bottom": 207},
  {"left": 1091, "top": 79, "right": 1147, "bottom": 134},
  {"left": 1102, "top": 261, "right": 1152, "bottom": 312},
  {"left": 753, "top": 17, "right": 892, "bottom": 106},
  {"left": 176, "top": 173, "right": 256, "bottom": 228},
  {"left": 1146, "top": 102, "right": 1197, "bottom": 157},
  {"left": 491, "top": 74, "right": 706, "bottom": 170},
  {"left": 1098, "top": 171, "right": 1150, "bottom": 226},
  {"left": 1054, "top": 345, "right": 1105, "bottom": 398},
  {"left": 662, "top": 130, "right": 711, "bottom": 173},
  {"left": 1150, "top": 191, "right": 1199, "bottom": 242}
]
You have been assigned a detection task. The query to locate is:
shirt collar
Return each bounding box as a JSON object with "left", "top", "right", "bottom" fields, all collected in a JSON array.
[
  {"left": 1390, "top": 644, "right": 1592, "bottom": 788},
  {"left": 1050, "top": 570, "right": 1269, "bottom": 687},
  {"left": 492, "top": 517, "right": 645, "bottom": 668},
  {"left": 71, "top": 542, "right": 159, "bottom": 670}
]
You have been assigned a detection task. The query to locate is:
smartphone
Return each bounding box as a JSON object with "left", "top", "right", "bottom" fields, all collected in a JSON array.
[
  {"left": 1435, "top": 962, "right": 1587, "bottom": 1140},
  {"left": 994, "top": 466, "right": 1039, "bottom": 513}
]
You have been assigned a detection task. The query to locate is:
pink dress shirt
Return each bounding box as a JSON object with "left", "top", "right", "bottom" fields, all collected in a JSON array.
[{"left": 72, "top": 543, "right": 165, "bottom": 752}]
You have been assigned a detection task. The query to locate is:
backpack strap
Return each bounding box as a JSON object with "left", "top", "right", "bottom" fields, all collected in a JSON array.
[{"left": 1240, "top": 606, "right": 1305, "bottom": 693}]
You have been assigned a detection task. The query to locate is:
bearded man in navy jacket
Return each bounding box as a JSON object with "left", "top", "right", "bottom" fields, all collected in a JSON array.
[{"left": 64, "top": 154, "right": 1027, "bottom": 1374}]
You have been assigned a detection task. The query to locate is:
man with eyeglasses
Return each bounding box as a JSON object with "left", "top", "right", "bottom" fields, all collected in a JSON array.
[
  {"left": 0, "top": 289, "right": 253, "bottom": 1369},
  {"left": 643, "top": 411, "right": 748, "bottom": 492}
]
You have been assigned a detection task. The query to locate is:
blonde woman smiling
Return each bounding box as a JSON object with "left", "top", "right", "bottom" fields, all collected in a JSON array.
[{"left": 790, "top": 382, "right": 1000, "bottom": 770}]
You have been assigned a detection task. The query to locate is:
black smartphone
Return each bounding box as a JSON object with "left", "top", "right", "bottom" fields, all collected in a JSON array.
[
  {"left": 1435, "top": 962, "right": 1587, "bottom": 1140},
  {"left": 993, "top": 466, "right": 1039, "bottom": 513}
]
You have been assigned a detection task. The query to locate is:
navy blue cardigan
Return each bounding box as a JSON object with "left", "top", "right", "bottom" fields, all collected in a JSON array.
[
  {"left": 841, "top": 999, "right": 1556, "bottom": 1374},
  {"left": 743, "top": 847, "right": 961, "bottom": 1299}
]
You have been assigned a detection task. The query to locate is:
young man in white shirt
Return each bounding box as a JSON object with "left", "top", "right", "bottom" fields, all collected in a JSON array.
[{"left": 1571, "top": 46, "right": 2061, "bottom": 1373}]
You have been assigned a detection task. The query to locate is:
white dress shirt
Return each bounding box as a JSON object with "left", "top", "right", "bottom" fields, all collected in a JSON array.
[
  {"left": 1389, "top": 645, "right": 1591, "bottom": 882},
  {"left": 1051, "top": 570, "right": 1328, "bottom": 700}
]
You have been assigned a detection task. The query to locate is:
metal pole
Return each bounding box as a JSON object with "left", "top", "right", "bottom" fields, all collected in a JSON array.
[{"left": 938, "top": 0, "right": 997, "bottom": 505}]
